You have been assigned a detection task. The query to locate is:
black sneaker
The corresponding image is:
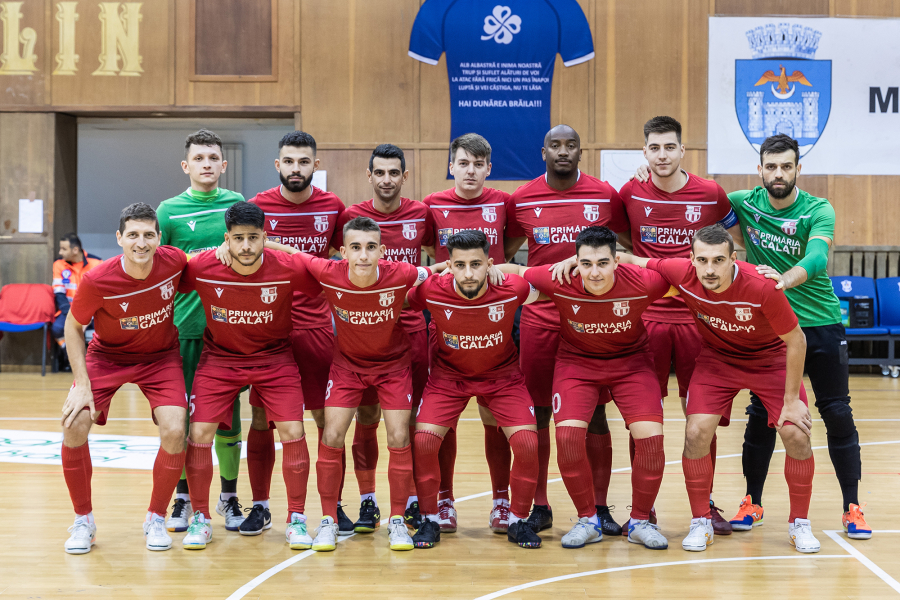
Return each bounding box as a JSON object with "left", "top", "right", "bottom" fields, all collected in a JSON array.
[
  {"left": 526, "top": 504, "right": 553, "bottom": 532},
  {"left": 239, "top": 504, "right": 272, "bottom": 536},
  {"left": 404, "top": 501, "right": 423, "bottom": 530},
  {"left": 596, "top": 505, "right": 623, "bottom": 536},
  {"left": 336, "top": 504, "right": 355, "bottom": 535},
  {"left": 508, "top": 520, "right": 542, "bottom": 548},
  {"left": 412, "top": 519, "right": 441, "bottom": 548},
  {"left": 354, "top": 499, "right": 381, "bottom": 533}
]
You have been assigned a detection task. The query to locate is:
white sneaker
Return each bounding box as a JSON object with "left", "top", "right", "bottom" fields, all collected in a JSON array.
[
  {"left": 143, "top": 514, "right": 172, "bottom": 551},
  {"left": 628, "top": 519, "right": 668, "bottom": 549},
  {"left": 182, "top": 513, "right": 213, "bottom": 550},
  {"left": 682, "top": 517, "right": 714, "bottom": 551},
  {"left": 489, "top": 503, "right": 510, "bottom": 533},
  {"left": 561, "top": 517, "right": 603, "bottom": 549},
  {"left": 166, "top": 498, "right": 191, "bottom": 532},
  {"left": 286, "top": 515, "right": 313, "bottom": 550},
  {"left": 388, "top": 515, "right": 414, "bottom": 551},
  {"left": 64, "top": 517, "right": 96, "bottom": 554},
  {"left": 216, "top": 496, "right": 245, "bottom": 531},
  {"left": 438, "top": 501, "right": 458, "bottom": 533},
  {"left": 312, "top": 516, "right": 338, "bottom": 552},
  {"left": 789, "top": 518, "right": 821, "bottom": 553}
]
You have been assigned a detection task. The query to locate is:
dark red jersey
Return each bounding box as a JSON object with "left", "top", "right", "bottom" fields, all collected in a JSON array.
[{"left": 423, "top": 187, "right": 512, "bottom": 265}]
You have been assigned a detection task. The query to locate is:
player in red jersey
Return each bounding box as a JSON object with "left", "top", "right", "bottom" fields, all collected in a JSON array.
[
  {"left": 60, "top": 203, "right": 188, "bottom": 554},
  {"left": 407, "top": 230, "right": 543, "bottom": 549},
  {"left": 179, "top": 203, "right": 315, "bottom": 552},
  {"left": 621, "top": 116, "right": 737, "bottom": 534},
  {"left": 618, "top": 225, "right": 819, "bottom": 554},
  {"left": 334, "top": 144, "right": 435, "bottom": 533},
  {"left": 505, "top": 124, "right": 630, "bottom": 534},
  {"left": 505, "top": 226, "right": 673, "bottom": 550}
]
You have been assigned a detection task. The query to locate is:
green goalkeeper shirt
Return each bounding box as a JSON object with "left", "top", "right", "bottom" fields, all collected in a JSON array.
[
  {"left": 728, "top": 186, "right": 841, "bottom": 328},
  {"left": 157, "top": 187, "right": 245, "bottom": 339}
]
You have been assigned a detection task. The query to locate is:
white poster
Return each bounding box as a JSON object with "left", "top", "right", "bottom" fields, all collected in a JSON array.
[
  {"left": 600, "top": 150, "right": 647, "bottom": 192},
  {"left": 708, "top": 17, "right": 900, "bottom": 175}
]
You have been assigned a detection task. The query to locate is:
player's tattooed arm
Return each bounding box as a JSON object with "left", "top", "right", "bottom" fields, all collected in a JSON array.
[
  {"left": 776, "top": 325, "right": 812, "bottom": 436},
  {"left": 61, "top": 312, "right": 99, "bottom": 428},
  {"left": 504, "top": 236, "right": 527, "bottom": 261}
]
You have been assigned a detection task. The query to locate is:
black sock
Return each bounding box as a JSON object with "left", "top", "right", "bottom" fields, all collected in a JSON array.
[
  {"left": 220, "top": 476, "right": 237, "bottom": 495},
  {"left": 742, "top": 408, "right": 777, "bottom": 505},
  {"left": 176, "top": 478, "right": 189, "bottom": 495}
]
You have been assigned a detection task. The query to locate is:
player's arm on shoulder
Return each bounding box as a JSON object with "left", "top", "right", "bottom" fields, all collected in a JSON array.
[
  {"left": 264, "top": 239, "right": 300, "bottom": 255},
  {"left": 757, "top": 237, "right": 830, "bottom": 290},
  {"left": 496, "top": 263, "right": 527, "bottom": 276},
  {"left": 62, "top": 310, "right": 98, "bottom": 427},
  {"left": 414, "top": 261, "right": 449, "bottom": 287},
  {"left": 523, "top": 282, "right": 549, "bottom": 305},
  {"left": 616, "top": 252, "right": 651, "bottom": 268},
  {"left": 776, "top": 325, "right": 811, "bottom": 435}
]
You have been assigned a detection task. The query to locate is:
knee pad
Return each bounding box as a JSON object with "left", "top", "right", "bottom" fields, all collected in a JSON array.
[{"left": 818, "top": 399, "right": 857, "bottom": 440}]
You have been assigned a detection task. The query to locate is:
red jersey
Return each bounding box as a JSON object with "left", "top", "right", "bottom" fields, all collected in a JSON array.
[
  {"left": 71, "top": 246, "right": 186, "bottom": 363},
  {"left": 407, "top": 273, "right": 532, "bottom": 380},
  {"left": 249, "top": 185, "right": 345, "bottom": 330},
  {"left": 422, "top": 187, "right": 512, "bottom": 264},
  {"left": 178, "top": 249, "right": 314, "bottom": 366},
  {"left": 524, "top": 264, "right": 670, "bottom": 359},
  {"left": 335, "top": 198, "right": 435, "bottom": 333},
  {"left": 647, "top": 258, "right": 798, "bottom": 366},
  {"left": 506, "top": 172, "right": 629, "bottom": 330},
  {"left": 620, "top": 173, "right": 732, "bottom": 324},
  {"left": 298, "top": 255, "right": 420, "bottom": 374}
]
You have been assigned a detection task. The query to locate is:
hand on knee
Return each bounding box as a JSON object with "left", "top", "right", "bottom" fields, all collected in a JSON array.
[{"left": 779, "top": 425, "right": 813, "bottom": 460}]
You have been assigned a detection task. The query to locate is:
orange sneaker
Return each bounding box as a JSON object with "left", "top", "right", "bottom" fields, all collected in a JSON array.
[
  {"left": 843, "top": 503, "right": 872, "bottom": 540},
  {"left": 729, "top": 495, "right": 764, "bottom": 531}
]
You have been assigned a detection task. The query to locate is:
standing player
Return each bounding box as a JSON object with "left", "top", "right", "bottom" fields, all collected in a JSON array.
[
  {"left": 334, "top": 144, "right": 434, "bottom": 533},
  {"left": 505, "top": 124, "right": 630, "bottom": 534},
  {"left": 60, "top": 203, "right": 188, "bottom": 554},
  {"left": 157, "top": 129, "right": 246, "bottom": 532},
  {"left": 179, "top": 203, "right": 313, "bottom": 552}
]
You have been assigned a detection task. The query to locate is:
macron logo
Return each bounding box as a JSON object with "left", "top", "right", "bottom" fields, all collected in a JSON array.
[
  {"left": 442, "top": 210, "right": 450, "bottom": 218},
  {"left": 187, "top": 220, "right": 196, "bottom": 231},
  {"left": 644, "top": 207, "right": 653, "bottom": 217},
  {"left": 533, "top": 207, "right": 543, "bottom": 218},
  {"left": 119, "top": 302, "right": 129, "bottom": 312},
  {"left": 336, "top": 292, "right": 343, "bottom": 299},
  {"left": 215, "top": 288, "right": 224, "bottom": 298},
  {"left": 444, "top": 309, "right": 453, "bottom": 319},
  {"left": 572, "top": 304, "right": 580, "bottom": 314},
  {"left": 269, "top": 219, "right": 278, "bottom": 230}
]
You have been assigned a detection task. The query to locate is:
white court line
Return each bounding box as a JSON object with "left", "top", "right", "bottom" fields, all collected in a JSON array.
[
  {"left": 5, "top": 417, "right": 900, "bottom": 422},
  {"left": 824, "top": 530, "right": 900, "bottom": 594}
]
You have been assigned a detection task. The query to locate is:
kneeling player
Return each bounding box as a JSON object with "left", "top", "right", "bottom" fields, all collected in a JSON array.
[
  {"left": 407, "top": 231, "right": 543, "bottom": 549},
  {"left": 61, "top": 203, "right": 188, "bottom": 554}
]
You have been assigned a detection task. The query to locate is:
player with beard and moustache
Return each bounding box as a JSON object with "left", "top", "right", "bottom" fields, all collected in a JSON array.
[
  {"left": 334, "top": 144, "right": 435, "bottom": 534},
  {"left": 505, "top": 125, "right": 630, "bottom": 536}
]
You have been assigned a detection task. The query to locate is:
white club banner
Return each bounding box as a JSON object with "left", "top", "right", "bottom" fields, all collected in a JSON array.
[{"left": 708, "top": 17, "right": 900, "bottom": 175}]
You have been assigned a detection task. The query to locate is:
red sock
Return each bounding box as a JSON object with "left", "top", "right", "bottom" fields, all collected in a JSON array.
[
  {"left": 247, "top": 428, "right": 275, "bottom": 502},
  {"left": 534, "top": 427, "right": 551, "bottom": 507},
  {"left": 709, "top": 434, "right": 717, "bottom": 496},
  {"left": 437, "top": 427, "right": 457, "bottom": 502},
  {"left": 352, "top": 421, "right": 379, "bottom": 495},
  {"left": 148, "top": 447, "right": 185, "bottom": 516},
  {"left": 62, "top": 442, "right": 93, "bottom": 516},
  {"left": 413, "top": 430, "right": 443, "bottom": 516},
  {"left": 682, "top": 453, "right": 713, "bottom": 519},
  {"left": 508, "top": 430, "right": 539, "bottom": 520},
  {"left": 586, "top": 432, "right": 612, "bottom": 506},
  {"left": 555, "top": 426, "right": 595, "bottom": 518},
  {"left": 339, "top": 446, "right": 346, "bottom": 504},
  {"left": 483, "top": 425, "right": 511, "bottom": 501},
  {"left": 785, "top": 455, "right": 815, "bottom": 522},
  {"left": 630, "top": 435, "right": 665, "bottom": 520},
  {"left": 185, "top": 439, "right": 214, "bottom": 519},
  {"left": 316, "top": 442, "right": 343, "bottom": 518},
  {"left": 408, "top": 425, "right": 418, "bottom": 498},
  {"left": 387, "top": 445, "right": 414, "bottom": 518},
  {"left": 281, "top": 437, "right": 310, "bottom": 519}
]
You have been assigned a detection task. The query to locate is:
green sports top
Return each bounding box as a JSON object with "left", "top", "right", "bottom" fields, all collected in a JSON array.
[
  {"left": 157, "top": 187, "right": 245, "bottom": 339},
  {"left": 728, "top": 186, "right": 841, "bottom": 328}
]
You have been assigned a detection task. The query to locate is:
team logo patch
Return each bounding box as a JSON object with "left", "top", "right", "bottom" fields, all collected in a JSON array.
[
  {"left": 534, "top": 226, "right": 550, "bottom": 244},
  {"left": 583, "top": 204, "right": 599, "bottom": 223},
  {"left": 443, "top": 332, "right": 460, "bottom": 350},
  {"left": 314, "top": 215, "right": 329, "bottom": 233},
  {"left": 62, "top": 269, "right": 72, "bottom": 279},
  {"left": 735, "top": 307, "right": 753, "bottom": 321},
  {"left": 567, "top": 319, "right": 585, "bottom": 333},
  {"left": 336, "top": 307, "right": 350, "bottom": 322},
  {"left": 160, "top": 281, "right": 175, "bottom": 300},
  {"left": 640, "top": 225, "right": 657, "bottom": 243},
  {"left": 781, "top": 220, "right": 798, "bottom": 235},
  {"left": 613, "top": 301, "right": 630, "bottom": 317},
  {"left": 211, "top": 306, "right": 228, "bottom": 323},
  {"left": 746, "top": 226, "right": 762, "bottom": 245},
  {"left": 402, "top": 223, "right": 417, "bottom": 241},
  {"left": 685, "top": 205, "right": 702, "bottom": 223},
  {"left": 552, "top": 393, "right": 561, "bottom": 413},
  {"left": 119, "top": 317, "right": 139, "bottom": 330},
  {"left": 438, "top": 228, "right": 453, "bottom": 246},
  {"left": 482, "top": 206, "right": 497, "bottom": 222},
  {"left": 488, "top": 304, "right": 505, "bottom": 322},
  {"left": 481, "top": 4, "right": 521, "bottom": 45},
  {"left": 379, "top": 291, "right": 395, "bottom": 307},
  {"left": 260, "top": 287, "right": 278, "bottom": 304}
]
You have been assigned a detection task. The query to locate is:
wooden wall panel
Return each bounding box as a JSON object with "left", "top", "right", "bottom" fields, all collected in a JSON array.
[
  {"left": 193, "top": 0, "right": 275, "bottom": 78},
  {"left": 300, "top": 0, "right": 352, "bottom": 140},
  {"left": 835, "top": 0, "right": 900, "bottom": 16},
  {"left": 714, "top": 0, "right": 830, "bottom": 15},
  {"left": 0, "top": 0, "right": 47, "bottom": 106},
  {"left": 317, "top": 148, "right": 418, "bottom": 208},
  {"left": 0, "top": 113, "right": 53, "bottom": 242},
  {"left": 52, "top": 113, "right": 77, "bottom": 242}
]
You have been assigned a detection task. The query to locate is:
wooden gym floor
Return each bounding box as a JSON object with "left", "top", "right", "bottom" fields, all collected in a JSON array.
[{"left": 0, "top": 372, "right": 898, "bottom": 600}]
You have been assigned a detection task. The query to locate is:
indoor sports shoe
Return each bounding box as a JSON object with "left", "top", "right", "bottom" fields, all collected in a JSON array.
[
  {"left": 239, "top": 504, "right": 272, "bottom": 536},
  {"left": 64, "top": 517, "right": 96, "bottom": 555},
  {"left": 143, "top": 514, "right": 172, "bottom": 551},
  {"left": 710, "top": 501, "right": 733, "bottom": 535},
  {"left": 286, "top": 515, "right": 313, "bottom": 550},
  {"left": 526, "top": 504, "right": 553, "bottom": 532},
  {"left": 627, "top": 520, "right": 668, "bottom": 550},
  {"left": 561, "top": 517, "right": 602, "bottom": 549},
  {"left": 182, "top": 513, "right": 213, "bottom": 550},
  {"left": 353, "top": 499, "right": 381, "bottom": 533},
  {"left": 404, "top": 501, "right": 423, "bottom": 530},
  {"left": 682, "top": 517, "right": 714, "bottom": 552},
  {"left": 312, "top": 516, "right": 338, "bottom": 552},
  {"left": 789, "top": 518, "right": 821, "bottom": 553},
  {"left": 729, "top": 495, "right": 764, "bottom": 531},
  {"left": 388, "top": 516, "right": 414, "bottom": 551},
  {"left": 596, "top": 505, "right": 623, "bottom": 537},
  {"left": 336, "top": 504, "right": 355, "bottom": 535},
  {"left": 438, "top": 500, "right": 458, "bottom": 533},
  {"left": 507, "top": 520, "right": 542, "bottom": 548},
  {"left": 216, "top": 496, "right": 245, "bottom": 531},
  {"left": 412, "top": 519, "right": 441, "bottom": 548},
  {"left": 843, "top": 503, "right": 872, "bottom": 540},
  {"left": 166, "top": 498, "right": 191, "bottom": 532},
  {"left": 489, "top": 502, "right": 510, "bottom": 533}
]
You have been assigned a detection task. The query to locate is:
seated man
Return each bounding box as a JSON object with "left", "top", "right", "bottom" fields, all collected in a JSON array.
[{"left": 53, "top": 233, "right": 102, "bottom": 369}]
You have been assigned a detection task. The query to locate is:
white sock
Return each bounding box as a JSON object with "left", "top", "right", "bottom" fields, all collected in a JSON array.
[
  {"left": 709, "top": 495, "right": 714, "bottom": 502},
  {"left": 587, "top": 513, "right": 599, "bottom": 525},
  {"left": 508, "top": 514, "right": 521, "bottom": 525},
  {"left": 176, "top": 493, "right": 190, "bottom": 503},
  {"left": 254, "top": 500, "right": 270, "bottom": 509},
  {"left": 361, "top": 493, "right": 376, "bottom": 505},
  {"left": 220, "top": 492, "right": 237, "bottom": 502},
  {"left": 493, "top": 498, "right": 510, "bottom": 509},
  {"left": 290, "top": 512, "right": 306, "bottom": 523},
  {"left": 427, "top": 514, "right": 440, "bottom": 523},
  {"left": 406, "top": 495, "right": 418, "bottom": 509},
  {"left": 439, "top": 497, "right": 454, "bottom": 507},
  {"left": 146, "top": 511, "right": 165, "bottom": 523},
  {"left": 76, "top": 512, "right": 95, "bottom": 525}
]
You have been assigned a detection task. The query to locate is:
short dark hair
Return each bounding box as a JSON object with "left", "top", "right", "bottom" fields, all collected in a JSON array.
[
  {"left": 184, "top": 129, "right": 223, "bottom": 159},
  {"left": 224, "top": 202, "right": 264, "bottom": 231},
  {"left": 575, "top": 226, "right": 617, "bottom": 258},
  {"left": 279, "top": 130, "right": 317, "bottom": 154},
  {"left": 369, "top": 143, "right": 405, "bottom": 173},
  {"left": 759, "top": 134, "right": 799, "bottom": 165},
  {"left": 342, "top": 216, "right": 381, "bottom": 242},
  {"left": 447, "top": 230, "right": 489, "bottom": 257},
  {"left": 118, "top": 203, "right": 159, "bottom": 234},
  {"left": 60, "top": 232, "right": 82, "bottom": 250},
  {"left": 449, "top": 133, "right": 491, "bottom": 163},
  {"left": 643, "top": 116, "right": 682, "bottom": 144},
  {"left": 691, "top": 224, "right": 734, "bottom": 255}
]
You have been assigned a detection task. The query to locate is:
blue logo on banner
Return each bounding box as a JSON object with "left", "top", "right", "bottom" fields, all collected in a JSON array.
[
  {"left": 735, "top": 23, "right": 831, "bottom": 158},
  {"left": 534, "top": 227, "right": 550, "bottom": 244}
]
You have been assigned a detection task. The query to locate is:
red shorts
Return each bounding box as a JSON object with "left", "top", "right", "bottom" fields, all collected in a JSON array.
[
  {"left": 645, "top": 319, "right": 702, "bottom": 398},
  {"left": 686, "top": 349, "right": 808, "bottom": 427},
  {"left": 192, "top": 354, "right": 304, "bottom": 429},
  {"left": 326, "top": 364, "right": 413, "bottom": 411},
  {"left": 249, "top": 326, "right": 334, "bottom": 412},
  {"left": 362, "top": 329, "right": 428, "bottom": 409},
  {"left": 552, "top": 351, "right": 663, "bottom": 428},
  {"left": 417, "top": 373, "right": 535, "bottom": 428},
  {"left": 519, "top": 323, "right": 559, "bottom": 407},
  {"left": 82, "top": 351, "right": 187, "bottom": 426}
]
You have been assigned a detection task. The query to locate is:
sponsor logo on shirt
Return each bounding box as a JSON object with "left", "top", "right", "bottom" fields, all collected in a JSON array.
[
  {"left": 314, "top": 215, "right": 330, "bottom": 233},
  {"left": 402, "top": 223, "right": 417, "bottom": 241},
  {"left": 444, "top": 331, "right": 503, "bottom": 349},
  {"left": 444, "top": 309, "right": 453, "bottom": 319},
  {"left": 640, "top": 226, "right": 657, "bottom": 243},
  {"left": 482, "top": 206, "right": 497, "bottom": 222},
  {"left": 215, "top": 288, "right": 224, "bottom": 298},
  {"left": 644, "top": 207, "right": 653, "bottom": 217},
  {"left": 210, "top": 306, "right": 274, "bottom": 324},
  {"left": 735, "top": 307, "right": 753, "bottom": 321},
  {"left": 211, "top": 306, "right": 228, "bottom": 322},
  {"left": 568, "top": 319, "right": 633, "bottom": 334},
  {"left": 533, "top": 207, "right": 543, "bottom": 218},
  {"left": 187, "top": 220, "right": 196, "bottom": 231},
  {"left": 685, "top": 205, "right": 702, "bottom": 223},
  {"left": 119, "top": 305, "right": 172, "bottom": 330},
  {"left": 745, "top": 226, "right": 801, "bottom": 255},
  {"left": 572, "top": 304, "right": 581, "bottom": 314},
  {"left": 120, "top": 316, "right": 139, "bottom": 330},
  {"left": 161, "top": 281, "right": 175, "bottom": 301},
  {"left": 336, "top": 307, "right": 350, "bottom": 322},
  {"left": 269, "top": 219, "right": 279, "bottom": 230},
  {"left": 583, "top": 205, "right": 599, "bottom": 222},
  {"left": 383, "top": 248, "right": 419, "bottom": 263},
  {"left": 534, "top": 226, "right": 551, "bottom": 244},
  {"left": 613, "top": 301, "right": 630, "bottom": 317},
  {"left": 534, "top": 225, "right": 588, "bottom": 245},
  {"left": 438, "top": 226, "right": 499, "bottom": 246},
  {"left": 267, "top": 236, "right": 282, "bottom": 244},
  {"left": 438, "top": 228, "right": 453, "bottom": 246},
  {"left": 697, "top": 311, "right": 756, "bottom": 333},
  {"left": 119, "top": 302, "right": 129, "bottom": 312},
  {"left": 746, "top": 226, "right": 762, "bottom": 245},
  {"left": 442, "top": 210, "right": 450, "bottom": 217},
  {"left": 260, "top": 287, "right": 278, "bottom": 304},
  {"left": 488, "top": 304, "right": 505, "bottom": 322},
  {"left": 379, "top": 291, "right": 396, "bottom": 307},
  {"left": 335, "top": 306, "right": 395, "bottom": 325},
  {"left": 443, "top": 332, "right": 460, "bottom": 349}
]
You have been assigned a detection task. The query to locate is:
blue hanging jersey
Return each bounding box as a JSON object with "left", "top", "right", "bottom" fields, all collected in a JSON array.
[{"left": 409, "top": 0, "right": 594, "bottom": 180}]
